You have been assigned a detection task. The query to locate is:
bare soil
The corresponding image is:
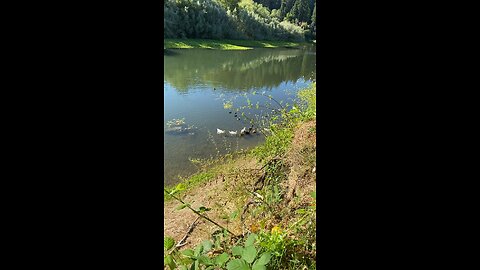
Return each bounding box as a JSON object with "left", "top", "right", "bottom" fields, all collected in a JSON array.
[
  {"left": 164, "top": 157, "right": 260, "bottom": 250},
  {"left": 164, "top": 120, "right": 316, "bottom": 251}
]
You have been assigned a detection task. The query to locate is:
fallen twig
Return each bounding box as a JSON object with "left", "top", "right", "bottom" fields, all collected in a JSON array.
[
  {"left": 241, "top": 199, "right": 262, "bottom": 222},
  {"left": 176, "top": 216, "right": 200, "bottom": 248},
  {"left": 253, "top": 156, "right": 282, "bottom": 191}
]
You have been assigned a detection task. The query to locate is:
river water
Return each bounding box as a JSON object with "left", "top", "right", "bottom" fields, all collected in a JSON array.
[{"left": 164, "top": 45, "right": 316, "bottom": 185}]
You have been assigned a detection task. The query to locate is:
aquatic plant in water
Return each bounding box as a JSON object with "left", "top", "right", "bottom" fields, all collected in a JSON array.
[
  {"left": 166, "top": 118, "right": 186, "bottom": 128},
  {"left": 165, "top": 118, "right": 197, "bottom": 135}
]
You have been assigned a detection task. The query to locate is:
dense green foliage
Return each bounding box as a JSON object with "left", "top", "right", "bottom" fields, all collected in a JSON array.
[{"left": 164, "top": 0, "right": 316, "bottom": 41}]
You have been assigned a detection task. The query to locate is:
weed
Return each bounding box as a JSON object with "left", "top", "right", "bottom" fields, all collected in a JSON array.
[
  {"left": 164, "top": 232, "right": 272, "bottom": 270},
  {"left": 227, "top": 233, "right": 271, "bottom": 270}
]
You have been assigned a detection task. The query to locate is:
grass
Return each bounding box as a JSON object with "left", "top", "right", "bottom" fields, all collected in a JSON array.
[
  {"left": 163, "top": 152, "right": 246, "bottom": 202},
  {"left": 164, "top": 39, "right": 304, "bottom": 50},
  {"left": 253, "top": 83, "right": 316, "bottom": 162},
  {"left": 164, "top": 169, "right": 217, "bottom": 202}
]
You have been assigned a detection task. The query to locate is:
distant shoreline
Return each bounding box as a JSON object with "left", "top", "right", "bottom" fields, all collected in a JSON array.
[{"left": 164, "top": 38, "right": 313, "bottom": 50}]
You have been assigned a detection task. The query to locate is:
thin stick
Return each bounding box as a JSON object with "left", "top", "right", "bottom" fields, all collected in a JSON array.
[
  {"left": 256, "top": 93, "right": 284, "bottom": 110},
  {"left": 176, "top": 216, "right": 200, "bottom": 248}
]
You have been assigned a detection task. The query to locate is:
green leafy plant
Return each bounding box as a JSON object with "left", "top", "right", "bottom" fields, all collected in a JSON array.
[
  {"left": 181, "top": 240, "right": 219, "bottom": 270},
  {"left": 257, "top": 228, "right": 287, "bottom": 259},
  {"left": 164, "top": 236, "right": 183, "bottom": 270},
  {"left": 165, "top": 238, "right": 232, "bottom": 270},
  {"left": 227, "top": 233, "right": 271, "bottom": 270}
]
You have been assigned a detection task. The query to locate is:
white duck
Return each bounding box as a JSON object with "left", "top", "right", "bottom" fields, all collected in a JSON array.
[
  {"left": 217, "top": 128, "right": 225, "bottom": 134},
  {"left": 240, "top": 127, "right": 247, "bottom": 135},
  {"left": 229, "top": 130, "right": 238, "bottom": 135}
]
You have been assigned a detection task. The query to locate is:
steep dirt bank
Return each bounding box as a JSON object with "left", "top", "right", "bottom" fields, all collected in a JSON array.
[{"left": 164, "top": 120, "right": 316, "bottom": 251}]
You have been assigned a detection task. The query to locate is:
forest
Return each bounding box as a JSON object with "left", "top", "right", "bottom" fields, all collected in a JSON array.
[{"left": 164, "top": 0, "right": 316, "bottom": 41}]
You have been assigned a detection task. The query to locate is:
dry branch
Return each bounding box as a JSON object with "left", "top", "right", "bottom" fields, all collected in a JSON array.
[{"left": 176, "top": 216, "right": 200, "bottom": 248}]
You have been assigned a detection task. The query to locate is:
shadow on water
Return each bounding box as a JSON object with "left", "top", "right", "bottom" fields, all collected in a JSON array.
[{"left": 163, "top": 49, "right": 178, "bottom": 56}]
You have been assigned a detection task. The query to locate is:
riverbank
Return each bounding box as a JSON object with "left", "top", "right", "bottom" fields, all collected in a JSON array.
[
  {"left": 164, "top": 39, "right": 308, "bottom": 50},
  {"left": 164, "top": 83, "right": 316, "bottom": 269}
]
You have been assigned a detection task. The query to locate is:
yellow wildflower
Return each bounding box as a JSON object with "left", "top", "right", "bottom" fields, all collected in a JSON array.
[{"left": 271, "top": 226, "right": 282, "bottom": 234}]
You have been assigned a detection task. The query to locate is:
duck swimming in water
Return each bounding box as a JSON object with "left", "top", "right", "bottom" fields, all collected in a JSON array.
[
  {"left": 229, "top": 131, "right": 238, "bottom": 135},
  {"left": 217, "top": 128, "right": 225, "bottom": 134},
  {"left": 240, "top": 127, "right": 247, "bottom": 135}
]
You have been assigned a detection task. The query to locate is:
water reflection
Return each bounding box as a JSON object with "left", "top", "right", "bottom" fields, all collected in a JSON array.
[{"left": 164, "top": 46, "right": 316, "bottom": 92}]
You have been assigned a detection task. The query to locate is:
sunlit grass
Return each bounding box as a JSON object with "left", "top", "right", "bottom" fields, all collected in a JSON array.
[
  {"left": 164, "top": 171, "right": 216, "bottom": 202},
  {"left": 164, "top": 39, "right": 304, "bottom": 50}
]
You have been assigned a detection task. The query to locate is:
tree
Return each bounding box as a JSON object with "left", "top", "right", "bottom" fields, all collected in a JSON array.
[
  {"left": 311, "top": 2, "right": 316, "bottom": 25},
  {"left": 163, "top": 0, "right": 305, "bottom": 41},
  {"left": 279, "top": 0, "right": 295, "bottom": 19},
  {"left": 252, "top": 0, "right": 281, "bottom": 10},
  {"left": 217, "top": 0, "right": 240, "bottom": 11},
  {"left": 286, "top": 0, "right": 311, "bottom": 23}
]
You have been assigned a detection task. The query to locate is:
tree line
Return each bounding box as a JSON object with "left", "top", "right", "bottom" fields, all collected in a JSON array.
[{"left": 164, "top": 0, "right": 316, "bottom": 41}]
